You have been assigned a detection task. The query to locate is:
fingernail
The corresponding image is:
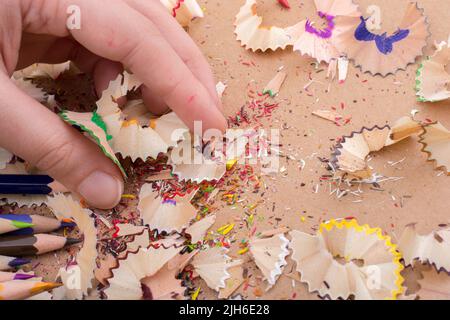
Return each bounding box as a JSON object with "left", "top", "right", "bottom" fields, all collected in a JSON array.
[{"left": 77, "top": 171, "right": 123, "bottom": 209}]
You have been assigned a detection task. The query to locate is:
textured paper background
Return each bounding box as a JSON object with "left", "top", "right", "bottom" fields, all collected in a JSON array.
[
  {"left": 7, "top": 0, "right": 450, "bottom": 300},
  {"left": 190, "top": 0, "right": 450, "bottom": 299}
]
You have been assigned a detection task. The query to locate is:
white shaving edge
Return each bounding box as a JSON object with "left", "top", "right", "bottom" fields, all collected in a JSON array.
[
  {"left": 191, "top": 247, "right": 242, "bottom": 292},
  {"left": 267, "top": 234, "right": 290, "bottom": 288},
  {"left": 216, "top": 252, "right": 242, "bottom": 291}
]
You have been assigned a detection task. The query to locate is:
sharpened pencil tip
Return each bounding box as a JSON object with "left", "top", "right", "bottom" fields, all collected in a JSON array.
[
  {"left": 65, "top": 238, "right": 83, "bottom": 246},
  {"left": 15, "top": 273, "right": 35, "bottom": 280},
  {"left": 60, "top": 220, "right": 77, "bottom": 229},
  {"left": 9, "top": 258, "right": 31, "bottom": 267},
  {"left": 31, "top": 282, "right": 62, "bottom": 294}
]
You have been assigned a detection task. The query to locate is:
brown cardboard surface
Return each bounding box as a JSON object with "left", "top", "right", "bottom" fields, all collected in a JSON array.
[
  {"left": 189, "top": 0, "right": 450, "bottom": 300},
  {"left": 3, "top": 0, "right": 450, "bottom": 300}
]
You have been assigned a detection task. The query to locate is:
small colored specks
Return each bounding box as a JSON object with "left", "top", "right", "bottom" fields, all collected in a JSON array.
[
  {"left": 278, "top": 0, "right": 290, "bottom": 8},
  {"left": 191, "top": 287, "right": 201, "bottom": 300},
  {"left": 162, "top": 199, "right": 177, "bottom": 205},
  {"left": 247, "top": 214, "right": 254, "bottom": 226},
  {"left": 238, "top": 247, "right": 249, "bottom": 255},
  {"left": 300, "top": 216, "right": 306, "bottom": 222},
  {"left": 121, "top": 194, "right": 135, "bottom": 199},
  {"left": 217, "top": 223, "right": 234, "bottom": 235},
  {"left": 253, "top": 287, "right": 263, "bottom": 297},
  {"left": 122, "top": 119, "right": 138, "bottom": 127},
  {"left": 226, "top": 159, "right": 238, "bottom": 171}
]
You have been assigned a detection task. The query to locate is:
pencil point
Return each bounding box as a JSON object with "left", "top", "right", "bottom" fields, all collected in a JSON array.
[
  {"left": 65, "top": 238, "right": 83, "bottom": 246},
  {"left": 31, "top": 282, "right": 62, "bottom": 294},
  {"left": 60, "top": 220, "right": 77, "bottom": 229},
  {"left": 9, "top": 258, "right": 31, "bottom": 267},
  {"left": 15, "top": 273, "right": 35, "bottom": 280}
]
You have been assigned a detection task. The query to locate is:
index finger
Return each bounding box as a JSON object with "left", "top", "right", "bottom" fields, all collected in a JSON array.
[
  {"left": 125, "top": 0, "right": 220, "bottom": 108},
  {"left": 21, "top": 0, "right": 227, "bottom": 133}
]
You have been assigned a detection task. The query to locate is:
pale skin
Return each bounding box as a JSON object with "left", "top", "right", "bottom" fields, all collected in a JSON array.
[{"left": 0, "top": 0, "right": 226, "bottom": 209}]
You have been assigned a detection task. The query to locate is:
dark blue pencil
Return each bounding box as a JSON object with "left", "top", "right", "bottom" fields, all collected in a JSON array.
[{"left": 0, "top": 174, "right": 54, "bottom": 195}]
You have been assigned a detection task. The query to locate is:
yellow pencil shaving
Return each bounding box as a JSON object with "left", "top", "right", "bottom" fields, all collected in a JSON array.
[
  {"left": 217, "top": 223, "right": 234, "bottom": 235},
  {"left": 121, "top": 194, "right": 136, "bottom": 199},
  {"left": 122, "top": 119, "right": 138, "bottom": 127},
  {"left": 30, "top": 282, "right": 62, "bottom": 295},
  {"left": 238, "top": 247, "right": 249, "bottom": 255},
  {"left": 226, "top": 159, "right": 238, "bottom": 171},
  {"left": 191, "top": 286, "right": 201, "bottom": 300},
  {"left": 149, "top": 118, "right": 157, "bottom": 129},
  {"left": 319, "top": 219, "right": 405, "bottom": 299}
]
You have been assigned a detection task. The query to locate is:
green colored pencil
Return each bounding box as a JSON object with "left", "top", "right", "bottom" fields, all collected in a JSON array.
[{"left": 0, "top": 217, "right": 33, "bottom": 235}]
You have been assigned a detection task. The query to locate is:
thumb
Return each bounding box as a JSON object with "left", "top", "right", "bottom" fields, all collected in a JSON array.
[{"left": 0, "top": 73, "right": 124, "bottom": 209}]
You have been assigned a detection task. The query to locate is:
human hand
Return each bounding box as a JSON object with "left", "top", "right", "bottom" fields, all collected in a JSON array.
[{"left": 0, "top": 0, "right": 226, "bottom": 209}]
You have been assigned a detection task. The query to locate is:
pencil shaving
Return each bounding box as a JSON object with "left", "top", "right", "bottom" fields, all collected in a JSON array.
[
  {"left": 419, "top": 122, "right": 450, "bottom": 175},
  {"left": 122, "top": 229, "right": 151, "bottom": 255},
  {"left": 331, "top": 117, "right": 421, "bottom": 178},
  {"left": 141, "top": 264, "right": 186, "bottom": 300},
  {"left": 398, "top": 224, "right": 450, "bottom": 271},
  {"left": 289, "top": 0, "right": 360, "bottom": 64},
  {"left": 169, "top": 134, "right": 226, "bottom": 183},
  {"left": 115, "top": 223, "right": 147, "bottom": 237},
  {"left": 161, "top": 0, "right": 204, "bottom": 27},
  {"left": 104, "top": 238, "right": 184, "bottom": 299},
  {"left": 47, "top": 193, "right": 97, "bottom": 300},
  {"left": 185, "top": 214, "right": 216, "bottom": 243},
  {"left": 12, "top": 78, "right": 48, "bottom": 103},
  {"left": 96, "top": 73, "right": 177, "bottom": 161},
  {"left": 416, "top": 266, "right": 450, "bottom": 300},
  {"left": 59, "top": 111, "right": 125, "bottom": 176},
  {"left": 234, "top": 0, "right": 302, "bottom": 52},
  {"left": 334, "top": 2, "right": 429, "bottom": 76},
  {"left": 138, "top": 184, "right": 198, "bottom": 233},
  {"left": 416, "top": 39, "right": 450, "bottom": 102},
  {"left": 249, "top": 233, "right": 289, "bottom": 289},
  {"left": 191, "top": 247, "right": 243, "bottom": 291},
  {"left": 289, "top": 219, "right": 404, "bottom": 300},
  {"left": 263, "top": 71, "right": 287, "bottom": 97},
  {"left": 12, "top": 61, "right": 72, "bottom": 80},
  {"left": 218, "top": 265, "right": 244, "bottom": 299}
]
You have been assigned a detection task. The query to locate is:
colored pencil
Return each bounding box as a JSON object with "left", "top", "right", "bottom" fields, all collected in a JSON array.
[
  {"left": 0, "top": 174, "right": 56, "bottom": 195},
  {"left": 0, "top": 280, "right": 61, "bottom": 300},
  {"left": 0, "top": 255, "right": 30, "bottom": 270},
  {"left": 0, "top": 271, "right": 34, "bottom": 282},
  {"left": 0, "top": 214, "right": 76, "bottom": 235},
  {"left": 0, "top": 234, "right": 82, "bottom": 256},
  {"left": 0, "top": 217, "right": 33, "bottom": 235}
]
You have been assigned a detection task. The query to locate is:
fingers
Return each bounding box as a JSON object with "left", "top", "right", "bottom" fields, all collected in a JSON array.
[
  {"left": 18, "top": 35, "right": 166, "bottom": 113},
  {"left": 0, "top": 72, "right": 124, "bottom": 209},
  {"left": 20, "top": 0, "right": 227, "bottom": 133},
  {"left": 124, "top": 0, "right": 221, "bottom": 108}
]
